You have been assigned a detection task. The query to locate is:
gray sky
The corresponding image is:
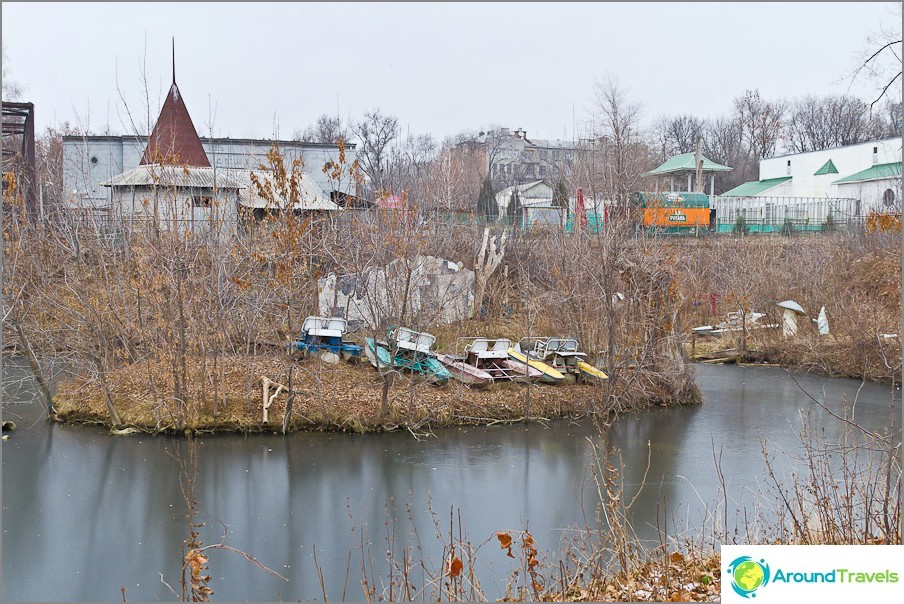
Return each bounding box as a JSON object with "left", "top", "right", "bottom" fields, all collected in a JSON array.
[{"left": 2, "top": 2, "right": 900, "bottom": 144}]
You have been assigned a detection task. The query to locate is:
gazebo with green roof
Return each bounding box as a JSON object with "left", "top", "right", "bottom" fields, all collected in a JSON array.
[{"left": 644, "top": 152, "right": 733, "bottom": 196}]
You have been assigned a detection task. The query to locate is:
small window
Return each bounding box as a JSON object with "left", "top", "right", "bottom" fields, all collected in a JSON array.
[
  {"left": 786, "top": 159, "right": 791, "bottom": 175},
  {"left": 192, "top": 195, "right": 213, "bottom": 208},
  {"left": 883, "top": 188, "right": 896, "bottom": 207},
  {"left": 90, "top": 156, "right": 98, "bottom": 164}
]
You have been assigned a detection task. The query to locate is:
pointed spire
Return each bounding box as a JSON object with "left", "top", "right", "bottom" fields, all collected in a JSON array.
[{"left": 139, "top": 45, "right": 210, "bottom": 168}]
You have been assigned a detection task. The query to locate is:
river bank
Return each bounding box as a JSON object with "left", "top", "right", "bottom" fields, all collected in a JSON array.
[
  {"left": 685, "top": 332, "right": 901, "bottom": 383},
  {"left": 50, "top": 352, "right": 701, "bottom": 435}
]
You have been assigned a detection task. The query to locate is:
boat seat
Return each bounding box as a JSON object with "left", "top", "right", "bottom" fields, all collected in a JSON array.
[{"left": 467, "top": 339, "right": 489, "bottom": 354}]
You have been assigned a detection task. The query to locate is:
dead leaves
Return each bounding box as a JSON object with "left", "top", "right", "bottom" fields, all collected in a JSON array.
[
  {"left": 447, "top": 555, "right": 463, "bottom": 578},
  {"left": 185, "top": 548, "right": 214, "bottom": 601},
  {"left": 496, "top": 531, "right": 514, "bottom": 558}
]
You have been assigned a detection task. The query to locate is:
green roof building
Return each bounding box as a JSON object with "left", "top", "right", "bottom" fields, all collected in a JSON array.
[{"left": 644, "top": 152, "right": 732, "bottom": 196}]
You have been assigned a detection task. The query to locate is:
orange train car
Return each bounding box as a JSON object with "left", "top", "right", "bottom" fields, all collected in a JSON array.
[{"left": 643, "top": 206, "right": 711, "bottom": 228}]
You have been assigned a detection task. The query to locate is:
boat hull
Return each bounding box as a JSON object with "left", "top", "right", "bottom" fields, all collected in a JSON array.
[
  {"left": 577, "top": 361, "right": 609, "bottom": 382},
  {"left": 506, "top": 348, "right": 565, "bottom": 383},
  {"left": 497, "top": 359, "right": 543, "bottom": 382},
  {"left": 364, "top": 338, "right": 393, "bottom": 369},
  {"left": 435, "top": 353, "right": 494, "bottom": 386}
]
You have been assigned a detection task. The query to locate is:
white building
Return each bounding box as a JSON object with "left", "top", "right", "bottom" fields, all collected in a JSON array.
[
  {"left": 713, "top": 138, "right": 901, "bottom": 232},
  {"left": 495, "top": 180, "right": 565, "bottom": 227}
]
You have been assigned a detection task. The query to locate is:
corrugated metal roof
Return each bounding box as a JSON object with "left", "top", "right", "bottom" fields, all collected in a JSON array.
[
  {"left": 645, "top": 153, "right": 733, "bottom": 176},
  {"left": 235, "top": 169, "right": 337, "bottom": 210},
  {"left": 721, "top": 176, "right": 792, "bottom": 197},
  {"left": 496, "top": 180, "right": 552, "bottom": 200},
  {"left": 813, "top": 159, "right": 838, "bottom": 175},
  {"left": 140, "top": 82, "right": 211, "bottom": 168},
  {"left": 101, "top": 165, "right": 244, "bottom": 189},
  {"left": 833, "top": 162, "right": 902, "bottom": 184}
]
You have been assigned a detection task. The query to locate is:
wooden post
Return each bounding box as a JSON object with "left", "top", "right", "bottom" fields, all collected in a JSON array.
[
  {"left": 694, "top": 137, "right": 704, "bottom": 193},
  {"left": 261, "top": 376, "right": 286, "bottom": 424}
]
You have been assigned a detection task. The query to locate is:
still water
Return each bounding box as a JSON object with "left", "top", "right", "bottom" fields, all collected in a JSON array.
[{"left": 2, "top": 359, "right": 900, "bottom": 601}]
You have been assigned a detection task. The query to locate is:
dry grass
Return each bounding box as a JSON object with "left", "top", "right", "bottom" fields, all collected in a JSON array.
[{"left": 53, "top": 352, "right": 675, "bottom": 434}]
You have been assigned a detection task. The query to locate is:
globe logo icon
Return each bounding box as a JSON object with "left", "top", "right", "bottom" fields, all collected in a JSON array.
[{"left": 726, "top": 556, "right": 771, "bottom": 598}]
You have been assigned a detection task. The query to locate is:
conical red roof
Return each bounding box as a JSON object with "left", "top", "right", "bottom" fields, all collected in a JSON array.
[{"left": 140, "top": 82, "right": 210, "bottom": 167}]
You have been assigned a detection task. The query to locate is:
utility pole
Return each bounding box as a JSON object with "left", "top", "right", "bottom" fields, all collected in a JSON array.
[{"left": 694, "top": 136, "right": 704, "bottom": 193}]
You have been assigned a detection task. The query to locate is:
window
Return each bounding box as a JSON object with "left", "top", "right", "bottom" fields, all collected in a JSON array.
[
  {"left": 539, "top": 165, "right": 547, "bottom": 177},
  {"left": 786, "top": 160, "right": 791, "bottom": 175},
  {"left": 883, "top": 188, "right": 896, "bottom": 207},
  {"left": 873, "top": 147, "right": 879, "bottom": 165},
  {"left": 192, "top": 195, "right": 213, "bottom": 208}
]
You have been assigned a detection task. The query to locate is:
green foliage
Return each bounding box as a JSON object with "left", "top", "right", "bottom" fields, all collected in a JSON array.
[
  {"left": 733, "top": 215, "right": 749, "bottom": 235},
  {"left": 824, "top": 213, "right": 837, "bottom": 232},
  {"left": 476, "top": 174, "right": 498, "bottom": 222}
]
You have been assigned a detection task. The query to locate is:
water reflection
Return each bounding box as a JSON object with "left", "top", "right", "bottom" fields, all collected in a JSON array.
[{"left": 2, "top": 360, "right": 900, "bottom": 601}]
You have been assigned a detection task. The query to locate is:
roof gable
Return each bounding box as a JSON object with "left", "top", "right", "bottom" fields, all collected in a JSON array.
[
  {"left": 813, "top": 159, "right": 839, "bottom": 175},
  {"left": 140, "top": 82, "right": 211, "bottom": 168}
]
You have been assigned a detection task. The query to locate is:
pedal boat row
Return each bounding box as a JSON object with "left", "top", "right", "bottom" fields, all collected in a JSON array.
[{"left": 291, "top": 316, "right": 608, "bottom": 387}]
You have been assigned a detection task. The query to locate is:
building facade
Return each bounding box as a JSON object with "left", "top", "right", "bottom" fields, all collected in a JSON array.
[
  {"left": 456, "top": 127, "right": 578, "bottom": 188},
  {"left": 712, "top": 137, "right": 902, "bottom": 232},
  {"left": 64, "top": 135, "right": 358, "bottom": 211}
]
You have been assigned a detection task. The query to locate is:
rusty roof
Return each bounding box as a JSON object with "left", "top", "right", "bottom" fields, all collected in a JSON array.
[{"left": 140, "top": 82, "right": 211, "bottom": 168}]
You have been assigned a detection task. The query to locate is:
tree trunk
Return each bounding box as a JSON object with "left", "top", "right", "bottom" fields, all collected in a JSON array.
[{"left": 12, "top": 315, "right": 55, "bottom": 417}]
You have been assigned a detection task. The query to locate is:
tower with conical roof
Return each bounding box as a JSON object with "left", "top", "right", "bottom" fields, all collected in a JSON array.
[
  {"left": 140, "top": 42, "right": 210, "bottom": 168},
  {"left": 101, "top": 43, "right": 242, "bottom": 231}
]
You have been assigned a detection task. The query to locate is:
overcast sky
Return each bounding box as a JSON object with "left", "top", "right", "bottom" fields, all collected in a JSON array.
[{"left": 2, "top": 2, "right": 901, "bottom": 144}]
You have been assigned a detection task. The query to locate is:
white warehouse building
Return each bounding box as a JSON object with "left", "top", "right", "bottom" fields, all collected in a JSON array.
[{"left": 712, "top": 137, "right": 901, "bottom": 233}]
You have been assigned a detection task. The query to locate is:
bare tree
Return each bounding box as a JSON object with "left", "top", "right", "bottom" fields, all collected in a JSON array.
[
  {"left": 850, "top": 3, "right": 902, "bottom": 110},
  {"left": 294, "top": 114, "right": 350, "bottom": 144},
  {"left": 2, "top": 43, "right": 23, "bottom": 100},
  {"left": 591, "top": 77, "right": 648, "bottom": 205},
  {"left": 734, "top": 88, "right": 786, "bottom": 161},
  {"left": 785, "top": 95, "right": 873, "bottom": 153},
  {"left": 650, "top": 114, "right": 705, "bottom": 159},
  {"left": 353, "top": 108, "right": 400, "bottom": 193}
]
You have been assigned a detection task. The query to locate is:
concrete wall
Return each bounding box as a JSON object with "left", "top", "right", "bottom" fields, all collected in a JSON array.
[
  {"left": 836, "top": 179, "right": 902, "bottom": 215},
  {"left": 318, "top": 255, "right": 475, "bottom": 331}
]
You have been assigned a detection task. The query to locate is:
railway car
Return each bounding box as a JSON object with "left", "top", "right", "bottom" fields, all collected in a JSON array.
[{"left": 630, "top": 191, "right": 714, "bottom": 235}]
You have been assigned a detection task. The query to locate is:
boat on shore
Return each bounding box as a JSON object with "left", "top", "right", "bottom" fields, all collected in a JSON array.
[
  {"left": 386, "top": 327, "right": 451, "bottom": 385},
  {"left": 364, "top": 337, "right": 393, "bottom": 369},
  {"left": 454, "top": 337, "right": 543, "bottom": 382},
  {"left": 506, "top": 347, "right": 565, "bottom": 384},
  {"left": 514, "top": 336, "right": 608, "bottom": 383},
  {"left": 435, "top": 353, "right": 494, "bottom": 387},
  {"left": 292, "top": 316, "right": 362, "bottom": 362}
]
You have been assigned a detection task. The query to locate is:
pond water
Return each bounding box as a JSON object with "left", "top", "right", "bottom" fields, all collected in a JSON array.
[{"left": 2, "top": 358, "right": 900, "bottom": 601}]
